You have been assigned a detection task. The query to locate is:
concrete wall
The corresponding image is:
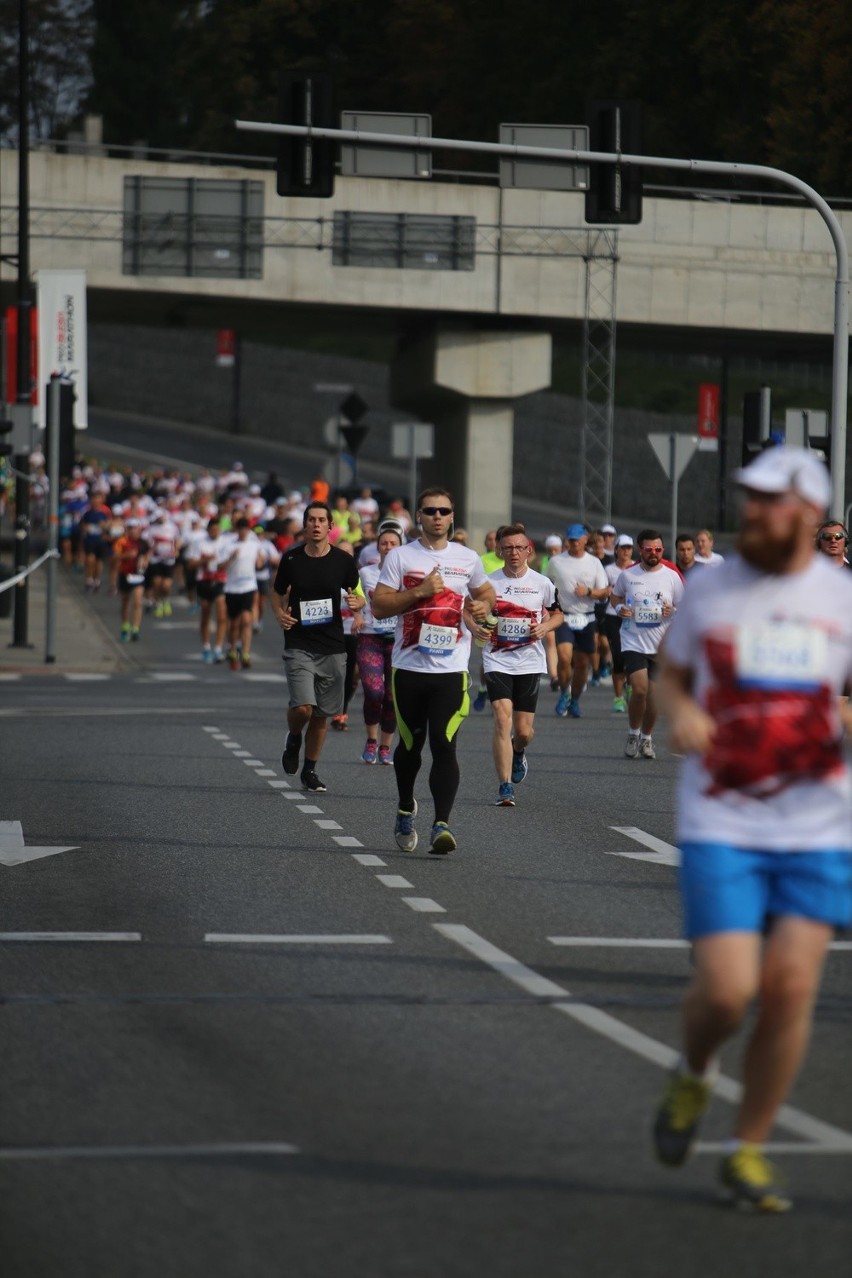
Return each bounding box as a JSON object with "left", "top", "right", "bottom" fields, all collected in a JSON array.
[
  {"left": 87, "top": 322, "right": 725, "bottom": 529},
  {"left": 1, "top": 148, "right": 848, "bottom": 335}
]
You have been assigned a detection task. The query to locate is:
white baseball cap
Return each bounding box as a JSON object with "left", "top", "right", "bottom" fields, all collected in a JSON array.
[
  {"left": 734, "top": 446, "right": 831, "bottom": 508},
  {"left": 601, "top": 523, "right": 617, "bottom": 535},
  {"left": 615, "top": 533, "right": 634, "bottom": 547},
  {"left": 545, "top": 535, "right": 562, "bottom": 549}
]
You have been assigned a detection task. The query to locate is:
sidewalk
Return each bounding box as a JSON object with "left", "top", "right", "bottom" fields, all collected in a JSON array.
[{"left": 0, "top": 559, "right": 136, "bottom": 675}]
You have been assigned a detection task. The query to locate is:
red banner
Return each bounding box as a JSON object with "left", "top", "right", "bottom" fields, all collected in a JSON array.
[
  {"left": 4, "top": 306, "right": 39, "bottom": 405},
  {"left": 696, "top": 383, "right": 720, "bottom": 440}
]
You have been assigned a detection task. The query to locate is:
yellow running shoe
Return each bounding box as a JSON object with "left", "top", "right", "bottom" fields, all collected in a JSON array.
[
  {"left": 653, "top": 1070, "right": 711, "bottom": 1166},
  {"left": 719, "top": 1144, "right": 792, "bottom": 1213}
]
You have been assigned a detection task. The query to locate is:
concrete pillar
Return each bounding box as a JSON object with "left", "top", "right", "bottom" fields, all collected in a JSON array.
[{"left": 390, "top": 326, "right": 552, "bottom": 547}]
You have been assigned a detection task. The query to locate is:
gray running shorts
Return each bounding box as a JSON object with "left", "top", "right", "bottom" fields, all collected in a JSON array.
[{"left": 283, "top": 648, "right": 346, "bottom": 717}]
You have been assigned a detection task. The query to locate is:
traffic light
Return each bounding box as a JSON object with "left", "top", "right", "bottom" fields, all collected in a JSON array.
[
  {"left": 742, "top": 387, "right": 772, "bottom": 466},
  {"left": 0, "top": 418, "right": 13, "bottom": 460},
  {"left": 585, "top": 99, "right": 643, "bottom": 225},
  {"left": 276, "top": 72, "right": 336, "bottom": 198},
  {"left": 45, "top": 376, "right": 77, "bottom": 480}
]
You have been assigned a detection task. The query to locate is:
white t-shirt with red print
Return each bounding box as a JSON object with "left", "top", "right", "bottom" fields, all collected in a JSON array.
[
  {"left": 483, "top": 567, "right": 558, "bottom": 675},
  {"left": 663, "top": 553, "right": 852, "bottom": 851},
  {"left": 378, "top": 539, "right": 488, "bottom": 674}
]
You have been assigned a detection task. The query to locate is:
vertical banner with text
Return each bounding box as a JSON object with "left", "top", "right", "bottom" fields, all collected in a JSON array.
[
  {"left": 696, "top": 382, "right": 720, "bottom": 451},
  {"left": 3, "top": 305, "right": 38, "bottom": 406},
  {"left": 35, "top": 269, "right": 88, "bottom": 429}
]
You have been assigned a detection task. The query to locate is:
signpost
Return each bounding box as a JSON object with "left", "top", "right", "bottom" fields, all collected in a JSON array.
[
  {"left": 392, "top": 422, "right": 434, "bottom": 513},
  {"left": 647, "top": 433, "right": 699, "bottom": 553}
]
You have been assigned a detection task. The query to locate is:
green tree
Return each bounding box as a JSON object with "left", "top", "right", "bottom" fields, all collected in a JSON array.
[{"left": 0, "top": 0, "right": 95, "bottom": 143}]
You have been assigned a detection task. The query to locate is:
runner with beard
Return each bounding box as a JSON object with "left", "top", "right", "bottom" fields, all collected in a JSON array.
[
  {"left": 611, "top": 530, "right": 684, "bottom": 759},
  {"left": 652, "top": 447, "right": 852, "bottom": 1211},
  {"left": 372, "top": 487, "right": 496, "bottom": 854}
]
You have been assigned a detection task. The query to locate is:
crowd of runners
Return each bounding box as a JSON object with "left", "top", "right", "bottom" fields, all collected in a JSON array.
[{"left": 43, "top": 446, "right": 852, "bottom": 1216}]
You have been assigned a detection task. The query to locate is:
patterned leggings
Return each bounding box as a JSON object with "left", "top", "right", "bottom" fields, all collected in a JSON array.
[{"left": 356, "top": 634, "right": 396, "bottom": 734}]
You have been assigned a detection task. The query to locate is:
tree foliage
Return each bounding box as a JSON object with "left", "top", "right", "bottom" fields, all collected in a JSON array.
[
  {"left": 73, "top": 0, "right": 852, "bottom": 194},
  {"left": 0, "top": 0, "right": 95, "bottom": 143}
]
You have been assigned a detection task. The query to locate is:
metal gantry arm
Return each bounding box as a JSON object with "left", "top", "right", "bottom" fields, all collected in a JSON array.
[{"left": 236, "top": 118, "right": 849, "bottom": 517}]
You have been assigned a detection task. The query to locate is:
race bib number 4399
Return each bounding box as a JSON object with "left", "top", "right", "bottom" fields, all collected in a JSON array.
[
  {"left": 736, "top": 621, "right": 827, "bottom": 690},
  {"left": 418, "top": 622, "right": 456, "bottom": 656}
]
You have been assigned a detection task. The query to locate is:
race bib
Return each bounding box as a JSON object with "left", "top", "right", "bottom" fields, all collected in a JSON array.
[
  {"left": 300, "top": 597, "right": 333, "bottom": 626},
  {"left": 418, "top": 622, "right": 456, "bottom": 656},
  {"left": 496, "top": 616, "right": 531, "bottom": 644},
  {"left": 634, "top": 603, "right": 663, "bottom": 626},
  {"left": 373, "top": 614, "right": 397, "bottom": 634},
  {"left": 736, "top": 622, "right": 827, "bottom": 690},
  {"left": 566, "top": 611, "right": 591, "bottom": 631}
]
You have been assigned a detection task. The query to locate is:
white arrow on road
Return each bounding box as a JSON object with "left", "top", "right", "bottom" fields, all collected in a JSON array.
[
  {"left": 0, "top": 821, "right": 79, "bottom": 867},
  {"left": 606, "top": 825, "right": 679, "bottom": 866}
]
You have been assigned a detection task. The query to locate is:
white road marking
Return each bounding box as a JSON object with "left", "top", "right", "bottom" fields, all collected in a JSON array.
[
  {"left": 402, "top": 898, "right": 446, "bottom": 914},
  {"left": 255, "top": 769, "right": 277, "bottom": 777},
  {"left": 297, "top": 805, "right": 323, "bottom": 814},
  {"left": 267, "top": 780, "right": 289, "bottom": 788},
  {"left": 434, "top": 923, "right": 852, "bottom": 1152},
  {"left": 219, "top": 741, "right": 239, "bottom": 748},
  {"left": 243, "top": 674, "right": 287, "bottom": 683},
  {"left": 608, "top": 826, "right": 679, "bottom": 865},
  {"left": 232, "top": 751, "right": 251, "bottom": 758},
  {"left": 333, "top": 836, "right": 363, "bottom": 848},
  {"left": 0, "top": 1141, "right": 299, "bottom": 1161},
  {"left": 0, "top": 932, "right": 142, "bottom": 942},
  {"left": 0, "top": 821, "right": 79, "bottom": 867},
  {"left": 146, "top": 673, "right": 197, "bottom": 682},
  {"left": 352, "top": 854, "right": 386, "bottom": 867},
  {"left": 63, "top": 673, "right": 111, "bottom": 682},
  {"left": 696, "top": 1141, "right": 852, "bottom": 1156},
  {"left": 242, "top": 758, "right": 264, "bottom": 766},
  {"left": 315, "top": 820, "right": 343, "bottom": 830},
  {"left": 202, "top": 726, "right": 220, "bottom": 732},
  {"left": 376, "top": 874, "right": 414, "bottom": 889},
  {"left": 204, "top": 933, "right": 391, "bottom": 945},
  {"left": 0, "top": 673, "right": 21, "bottom": 681},
  {"left": 283, "top": 792, "right": 305, "bottom": 801}
]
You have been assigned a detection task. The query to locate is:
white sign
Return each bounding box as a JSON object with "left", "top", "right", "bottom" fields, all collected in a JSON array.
[
  {"left": 647, "top": 433, "right": 698, "bottom": 482},
  {"left": 392, "top": 422, "right": 434, "bottom": 459},
  {"left": 36, "top": 269, "right": 88, "bottom": 429}
]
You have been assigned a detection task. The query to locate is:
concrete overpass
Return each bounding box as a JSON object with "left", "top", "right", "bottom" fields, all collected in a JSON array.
[{"left": 2, "top": 145, "right": 849, "bottom": 533}]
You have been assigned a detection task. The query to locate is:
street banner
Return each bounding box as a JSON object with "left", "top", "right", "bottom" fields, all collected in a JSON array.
[
  {"left": 696, "top": 382, "right": 720, "bottom": 452},
  {"left": 35, "top": 270, "right": 88, "bottom": 428},
  {"left": 216, "top": 329, "right": 237, "bottom": 367}
]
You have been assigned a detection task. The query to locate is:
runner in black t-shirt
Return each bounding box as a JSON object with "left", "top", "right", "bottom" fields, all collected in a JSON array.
[{"left": 271, "top": 502, "right": 362, "bottom": 792}]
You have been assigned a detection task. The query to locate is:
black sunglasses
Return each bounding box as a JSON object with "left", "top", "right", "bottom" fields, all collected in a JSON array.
[
  {"left": 421, "top": 506, "right": 453, "bottom": 516},
  {"left": 819, "top": 531, "right": 845, "bottom": 542}
]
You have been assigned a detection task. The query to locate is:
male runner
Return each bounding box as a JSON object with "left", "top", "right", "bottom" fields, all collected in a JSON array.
[
  {"left": 547, "top": 523, "right": 609, "bottom": 718},
  {"left": 467, "top": 523, "right": 562, "bottom": 806},
  {"left": 372, "top": 487, "right": 495, "bottom": 853},
  {"left": 652, "top": 446, "right": 852, "bottom": 1211}
]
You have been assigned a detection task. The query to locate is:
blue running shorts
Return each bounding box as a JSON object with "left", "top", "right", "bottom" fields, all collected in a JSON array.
[{"left": 679, "top": 842, "right": 852, "bottom": 939}]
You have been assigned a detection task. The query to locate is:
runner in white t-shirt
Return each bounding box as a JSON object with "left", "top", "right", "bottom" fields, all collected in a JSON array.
[
  {"left": 546, "top": 523, "right": 609, "bottom": 718},
  {"left": 651, "top": 446, "right": 852, "bottom": 1212},
  {"left": 611, "top": 528, "right": 684, "bottom": 759},
  {"left": 222, "top": 518, "right": 262, "bottom": 669},
  {"left": 466, "top": 523, "right": 562, "bottom": 806},
  {"left": 190, "top": 517, "right": 229, "bottom": 662},
  {"left": 373, "top": 486, "right": 495, "bottom": 854}
]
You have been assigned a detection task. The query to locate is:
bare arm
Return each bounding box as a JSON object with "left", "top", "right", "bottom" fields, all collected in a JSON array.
[{"left": 658, "top": 657, "right": 715, "bottom": 754}]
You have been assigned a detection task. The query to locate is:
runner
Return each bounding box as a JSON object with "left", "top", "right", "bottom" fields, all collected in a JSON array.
[
  {"left": 353, "top": 521, "right": 405, "bottom": 764},
  {"left": 473, "top": 531, "right": 504, "bottom": 710},
  {"left": 147, "top": 508, "right": 181, "bottom": 618},
  {"left": 112, "top": 518, "right": 150, "bottom": 642},
  {"left": 192, "top": 517, "right": 229, "bottom": 663},
  {"left": 467, "top": 523, "right": 562, "bottom": 806},
  {"left": 652, "top": 446, "right": 852, "bottom": 1211},
  {"left": 674, "top": 533, "right": 706, "bottom": 579},
  {"left": 602, "top": 533, "right": 635, "bottom": 713},
  {"left": 694, "top": 528, "right": 724, "bottom": 565},
  {"left": 272, "top": 501, "right": 363, "bottom": 793},
  {"left": 815, "top": 519, "right": 849, "bottom": 567},
  {"left": 546, "top": 523, "right": 609, "bottom": 718},
  {"left": 372, "top": 487, "right": 496, "bottom": 853},
  {"left": 223, "top": 517, "right": 262, "bottom": 670},
  {"left": 611, "top": 529, "right": 684, "bottom": 758}
]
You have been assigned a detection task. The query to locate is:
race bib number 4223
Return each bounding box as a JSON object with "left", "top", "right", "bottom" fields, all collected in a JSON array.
[{"left": 300, "top": 597, "right": 334, "bottom": 626}]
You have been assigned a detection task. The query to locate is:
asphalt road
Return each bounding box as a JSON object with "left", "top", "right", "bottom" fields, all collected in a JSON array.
[{"left": 1, "top": 572, "right": 850, "bottom": 1278}]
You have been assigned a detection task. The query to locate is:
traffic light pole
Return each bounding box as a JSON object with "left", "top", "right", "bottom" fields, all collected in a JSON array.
[
  {"left": 237, "top": 117, "right": 850, "bottom": 516},
  {"left": 11, "top": 0, "right": 32, "bottom": 649}
]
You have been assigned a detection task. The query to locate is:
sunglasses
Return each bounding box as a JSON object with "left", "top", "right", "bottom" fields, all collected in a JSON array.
[
  {"left": 421, "top": 506, "right": 453, "bottom": 516},
  {"left": 819, "top": 531, "right": 845, "bottom": 542}
]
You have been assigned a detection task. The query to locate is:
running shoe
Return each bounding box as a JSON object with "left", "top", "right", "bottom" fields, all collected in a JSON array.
[
  {"left": 281, "top": 733, "right": 302, "bottom": 775},
  {"left": 202, "top": 647, "right": 213, "bottom": 663},
  {"left": 511, "top": 750, "right": 528, "bottom": 784},
  {"left": 331, "top": 714, "right": 348, "bottom": 732},
  {"left": 120, "top": 623, "right": 131, "bottom": 643},
  {"left": 567, "top": 697, "right": 582, "bottom": 718},
  {"left": 624, "top": 733, "right": 640, "bottom": 758},
  {"left": 362, "top": 739, "right": 379, "bottom": 765},
  {"left": 496, "top": 781, "right": 515, "bottom": 806},
  {"left": 589, "top": 676, "right": 600, "bottom": 688},
  {"left": 652, "top": 1069, "right": 711, "bottom": 1166},
  {"left": 394, "top": 799, "right": 418, "bottom": 852},
  {"left": 154, "top": 603, "right": 164, "bottom": 619},
  {"left": 163, "top": 601, "right": 172, "bottom": 617},
  {"left": 555, "top": 691, "right": 569, "bottom": 717},
  {"left": 240, "top": 652, "right": 252, "bottom": 669},
  {"left": 612, "top": 696, "right": 627, "bottom": 713},
  {"left": 429, "top": 822, "right": 457, "bottom": 855},
  {"left": 228, "top": 648, "right": 239, "bottom": 670},
  {"left": 639, "top": 737, "right": 656, "bottom": 760},
  {"left": 718, "top": 1145, "right": 792, "bottom": 1213},
  {"left": 301, "top": 770, "right": 327, "bottom": 793},
  {"left": 378, "top": 745, "right": 393, "bottom": 766},
  {"left": 473, "top": 689, "right": 487, "bottom": 712},
  {"left": 130, "top": 627, "right": 140, "bottom": 642},
  {"left": 213, "top": 647, "right": 225, "bottom": 663}
]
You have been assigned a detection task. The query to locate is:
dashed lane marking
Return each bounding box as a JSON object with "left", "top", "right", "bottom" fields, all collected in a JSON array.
[
  {"left": 402, "top": 898, "right": 446, "bottom": 914},
  {"left": 333, "top": 836, "right": 363, "bottom": 848},
  {"left": 352, "top": 854, "right": 386, "bottom": 867},
  {"left": 297, "top": 805, "right": 324, "bottom": 814},
  {"left": 0, "top": 932, "right": 142, "bottom": 942},
  {"left": 314, "top": 820, "right": 342, "bottom": 831},
  {"left": 204, "top": 933, "right": 392, "bottom": 945},
  {"left": 375, "top": 874, "right": 414, "bottom": 890}
]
